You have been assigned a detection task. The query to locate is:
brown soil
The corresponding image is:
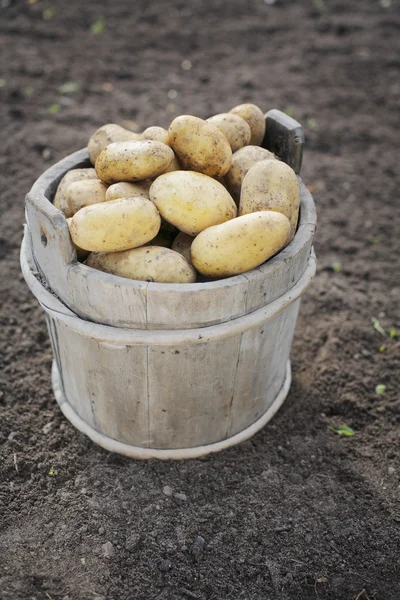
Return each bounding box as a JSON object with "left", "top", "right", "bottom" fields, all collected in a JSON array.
[{"left": 1, "top": 1, "right": 399, "bottom": 599}]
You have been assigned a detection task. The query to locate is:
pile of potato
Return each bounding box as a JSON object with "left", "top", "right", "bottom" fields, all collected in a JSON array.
[{"left": 54, "top": 103, "right": 300, "bottom": 284}]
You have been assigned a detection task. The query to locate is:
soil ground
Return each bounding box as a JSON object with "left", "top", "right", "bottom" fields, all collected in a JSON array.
[{"left": 0, "top": 1, "right": 399, "bottom": 599}]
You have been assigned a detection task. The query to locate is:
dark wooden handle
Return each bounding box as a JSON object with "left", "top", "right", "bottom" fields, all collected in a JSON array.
[{"left": 262, "top": 109, "right": 304, "bottom": 175}]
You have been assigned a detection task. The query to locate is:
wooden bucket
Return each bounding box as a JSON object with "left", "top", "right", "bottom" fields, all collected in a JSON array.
[{"left": 21, "top": 110, "right": 317, "bottom": 459}]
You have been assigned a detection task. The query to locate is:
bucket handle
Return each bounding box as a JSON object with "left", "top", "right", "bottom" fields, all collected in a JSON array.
[{"left": 263, "top": 109, "right": 304, "bottom": 175}]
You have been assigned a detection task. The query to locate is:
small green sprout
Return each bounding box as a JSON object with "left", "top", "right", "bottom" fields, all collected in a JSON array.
[
  {"left": 379, "top": 344, "right": 386, "bottom": 353},
  {"left": 23, "top": 85, "right": 34, "bottom": 97},
  {"left": 90, "top": 16, "right": 106, "bottom": 34},
  {"left": 307, "top": 118, "right": 319, "bottom": 131},
  {"left": 369, "top": 233, "right": 385, "bottom": 244},
  {"left": 48, "top": 468, "right": 58, "bottom": 476},
  {"left": 375, "top": 384, "right": 387, "bottom": 395},
  {"left": 284, "top": 106, "right": 296, "bottom": 117},
  {"left": 390, "top": 328, "right": 397, "bottom": 339},
  {"left": 332, "top": 261, "right": 342, "bottom": 273},
  {"left": 48, "top": 103, "right": 61, "bottom": 114},
  {"left": 58, "top": 81, "right": 80, "bottom": 94},
  {"left": 329, "top": 424, "right": 355, "bottom": 437},
  {"left": 371, "top": 317, "right": 386, "bottom": 337},
  {"left": 42, "top": 8, "right": 56, "bottom": 20}
]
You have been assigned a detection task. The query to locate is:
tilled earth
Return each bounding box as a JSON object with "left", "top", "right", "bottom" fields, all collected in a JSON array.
[{"left": 0, "top": 1, "right": 399, "bottom": 599}]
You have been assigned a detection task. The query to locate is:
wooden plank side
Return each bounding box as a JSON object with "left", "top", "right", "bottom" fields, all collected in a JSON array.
[
  {"left": 53, "top": 321, "right": 149, "bottom": 446},
  {"left": 67, "top": 264, "right": 148, "bottom": 329},
  {"left": 85, "top": 341, "right": 149, "bottom": 447},
  {"left": 147, "top": 336, "right": 242, "bottom": 448},
  {"left": 267, "top": 300, "right": 301, "bottom": 402},
  {"left": 146, "top": 276, "right": 249, "bottom": 330},
  {"left": 53, "top": 321, "right": 96, "bottom": 428},
  {"left": 228, "top": 299, "right": 301, "bottom": 437},
  {"left": 25, "top": 192, "right": 75, "bottom": 296},
  {"left": 263, "top": 109, "right": 304, "bottom": 174}
]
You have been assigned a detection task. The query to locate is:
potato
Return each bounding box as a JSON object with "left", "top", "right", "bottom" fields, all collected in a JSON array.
[
  {"left": 105, "top": 180, "right": 151, "bottom": 201},
  {"left": 229, "top": 103, "right": 266, "bottom": 146},
  {"left": 171, "top": 232, "right": 194, "bottom": 264},
  {"left": 191, "top": 211, "right": 290, "bottom": 278},
  {"left": 239, "top": 160, "right": 300, "bottom": 221},
  {"left": 141, "top": 126, "right": 170, "bottom": 146},
  {"left": 95, "top": 140, "right": 174, "bottom": 184},
  {"left": 66, "top": 179, "right": 108, "bottom": 215},
  {"left": 53, "top": 168, "right": 97, "bottom": 218},
  {"left": 150, "top": 171, "right": 237, "bottom": 236},
  {"left": 119, "top": 120, "right": 141, "bottom": 133},
  {"left": 225, "top": 145, "right": 276, "bottom": 203},
  {"left": 206, "top": 113, "right": 251, "bottom": 152},
  {"left": 86, "top": 247, "right": 196, "bottom": 284},
  {"left": 169, "top": 115, "right": 232, "bottom": 177},
  {"left": 88, "top": 124, "right": 141, "bottom": 165},
  {"left": 68, "top": 196, "right": 161, "bottom": 252}
]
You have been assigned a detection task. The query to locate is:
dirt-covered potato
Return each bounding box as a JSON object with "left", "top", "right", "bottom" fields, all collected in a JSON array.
[
  {"left": 169, "top": 115, "right": 232, "bottom": 177},
  {"left": 95, "top": 140, "right": 174, "bottom": 184},
  {"left": 150, "top": 171, "right": 237, "bottom": 236},
  {"left": 191, "top": 211, "right": 290, "bottom": 278},
  {"left": 86, "top": 247, "right": 196, "bottom": 284},
  {"left": 229, "top": 103, "right": 266, "bottom": 146},
  {"left": 88, "top": 124, "right": 141, "bottom": 165},
  {"left": 206, "top": 113, "right": 251, "bottom": 152},
  {"left": 239, "top": 160, "right": 300, "bottom": 221},
  {"left": 225, "top": 145, "right": 276, "bottom": 203},
  {"left": 66, "top": 179, "right": 108, "bottom": 215},
  {"left": 141, "top": 126, "right": 170, "bottom": 146},
  {"left": 105, "top": 180, "right": 151, "bottom": 201},
  {"left": 171, "top": 232, "right": 194, "bottom": 264},
  {"left": 68, "top": 196, "right": 161, "bottom": 252},
  {"left": 53, "top": 168, "right": 97, "bottom": 218}
]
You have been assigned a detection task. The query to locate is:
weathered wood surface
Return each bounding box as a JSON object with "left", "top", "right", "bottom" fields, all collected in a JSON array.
[
  {"left": 51, "top": 360, "right": 292, "bottom": 460},
  {"left": 228, "top": 299, "right": 300, "bottom": 438},
  {"left": 25, "top": 148, "right": 316, "bottom": 330},
  {"left": 21, "top": 231, "right": 316, "bottom": 452},
  {"left": 263, "top": 109, "right": 304, "bottom": 174}
]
